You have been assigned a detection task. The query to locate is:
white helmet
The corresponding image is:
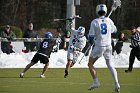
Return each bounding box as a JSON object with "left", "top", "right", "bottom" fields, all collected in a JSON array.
[
  {"left": 96, "top": 4, "right": 107, "bottom": 16},
  {"left": 77, "top": 26, "right": 85, "bottom": 37}
]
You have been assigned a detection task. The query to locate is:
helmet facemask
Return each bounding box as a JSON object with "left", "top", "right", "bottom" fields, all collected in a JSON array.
[{"left": 77, "top": 26, "right": 85, "bottom": 38}]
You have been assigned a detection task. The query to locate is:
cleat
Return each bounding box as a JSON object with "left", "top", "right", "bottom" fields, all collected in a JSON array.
[
  {"left": 114, "top": 87, "right": 120, "bottom": 93},
  {"left": 125, "top": 70, "right": 132, "bottom": 73},
  {"left": 88, "top": 81, "right": 100, "bottom": 90},
  {"left": 20, "top": 73, "right": 24, "bottom": 78},
  {"left": 114, "top": 83, "right": 120, "bottom": 93},
  {"left": 40, "top": 74, "right": 45, "bottom": 78},
  {"left": 64, "top": 70, "right": 68, "bottom": 78},
  {"left": 64, "top": 74, "right": 68, "bottom": 78}
]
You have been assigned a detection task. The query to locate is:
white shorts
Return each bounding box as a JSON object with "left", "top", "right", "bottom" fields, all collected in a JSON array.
[
  {"left": 90, "top": 45, "right": 112, "bottom": 59},
  {"left": 67, "top": 46, "right": 80, "bottom": 63}
]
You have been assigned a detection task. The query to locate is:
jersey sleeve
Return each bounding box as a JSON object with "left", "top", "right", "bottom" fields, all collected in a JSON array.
[
  {"left": 132, "top": 32, "right": 140, "bottom": 42},
  {"left": 79, "top": 37, "right": 87, "bottom": 49},
  {"left": 88, "top": 20, "right": 96, "bottom": 37},
  {"left": 108, "top": 18, "right": 117, "bottom": 33}
]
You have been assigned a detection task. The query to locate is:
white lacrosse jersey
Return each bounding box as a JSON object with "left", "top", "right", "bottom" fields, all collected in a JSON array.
[
  {"left": 74, "top": 36, "right": 87, "bottom": 49},
  {"left": 88, "top": 16, "right": 117, "bottom": 46},
  {"left": 67, "top": 28, "right": 86, "bottom": 60},
  {"left": 68, "top": 28, "right": 86, "bottom": 49}
]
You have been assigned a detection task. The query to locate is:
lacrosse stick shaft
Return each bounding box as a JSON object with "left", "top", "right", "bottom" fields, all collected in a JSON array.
[
  {"left": 108, "top": 9, "right": 113, "bottom": 17},
  {"left": 78, "top": 45, "right": 91, "bottom": 64},
  {"left": 54, "top": 15, "right": 81, "bottom": 21}
]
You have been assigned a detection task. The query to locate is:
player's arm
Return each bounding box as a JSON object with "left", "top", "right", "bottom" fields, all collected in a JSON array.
[
  {"left": 109, "top": 18, "right": 117, "bottom": 33},
  {"left": 79, "top": 37, "right": 87, "bottom": 50},
  {"left": 52, "top": 38, "right": 62, "bottom": 52},
  {"left": 131, "top": 33, "right": 140, "bottom": 42},
  {"left": 74, "top": 37, "right": 87, "bottom": 52},
  {"left": 88, "top": 20, "right": 96, "bottom": 45}
]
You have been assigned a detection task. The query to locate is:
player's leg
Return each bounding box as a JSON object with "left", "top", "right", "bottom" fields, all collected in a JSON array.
[
  {"left": 20, "top": 53, "right": 39, "bottom": 78},
  {"left": 64, "top": 59, "right": 72, "bottom": 78},
  {"left": 104, "top": 47, "right": 120, "bottom": 92},
  {"left": 88, "top": 57, "right": 100, "bottom": 90},
  {"left": 136, "top": 47, "right": 140, "bottom": 61},
  {"left": 105, "top": 58, "right": 120, "bottom": 92},
  {"left": 136, "top": 49, "right": 140, "bottom": 61},
  {"left": 40, "top": 63, "right": 49, "bottom": 78},
  {"left": 125, "top": 49, "right": 135, "bottom": 72},
  {"left": 65, "top": 52, "right": 78, "bottom": 77},
  {"left": 20, "top": 62, "right": 35, "bottom": 78},
  {"left": 88, "top": 57, "right": 98, "bottom": 79},
  {"left": 88, "top": 46, "right": 102, "bottom": 90},
  {"left": 64, "top": 50, "right": 73, "bottom": 78},
  {"left": 40, "top": 55, "right": 49, "bottom": 78}
]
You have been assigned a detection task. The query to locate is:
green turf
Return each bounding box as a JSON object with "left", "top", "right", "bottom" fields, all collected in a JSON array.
[{"left": 0, "top": 68, "right": 140, "bottom": 93}]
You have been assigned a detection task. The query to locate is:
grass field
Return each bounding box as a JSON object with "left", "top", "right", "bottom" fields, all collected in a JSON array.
[{"left": 0, "top": 68, "right": 140, "bottom": 93}]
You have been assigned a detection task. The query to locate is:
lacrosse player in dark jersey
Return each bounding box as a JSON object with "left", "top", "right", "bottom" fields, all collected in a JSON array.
[{"left": 20, "top": 32, "right": 59, "bottom": 78}]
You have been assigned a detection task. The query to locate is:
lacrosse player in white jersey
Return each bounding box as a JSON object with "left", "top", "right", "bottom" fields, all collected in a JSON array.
[
  {"left": 64, "top": 22, "right": 86, "bottom": 78},
  {"left": 87, "top": 4, "right": 120, "bottom": 92}
]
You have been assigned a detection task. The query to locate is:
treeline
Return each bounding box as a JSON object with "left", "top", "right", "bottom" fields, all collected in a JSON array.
[{"left": 0, "top": 0, "right": 140, "bottom": 33}]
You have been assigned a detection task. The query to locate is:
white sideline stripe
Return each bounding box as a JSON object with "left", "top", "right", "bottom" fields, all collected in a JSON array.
[
  {"left": 1, "top": 80, "right": 88, "bottom": 85},
  {"left": 1, "top": 80, "right": 140, "bottom": 86}
]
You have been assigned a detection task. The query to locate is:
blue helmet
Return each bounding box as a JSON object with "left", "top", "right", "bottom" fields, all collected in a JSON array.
[{"left": 45, "top": 32, "right": 53, "bottom": 39}]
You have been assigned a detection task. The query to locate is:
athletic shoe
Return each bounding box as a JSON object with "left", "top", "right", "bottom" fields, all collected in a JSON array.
[
  {"left": 114, "top": 83, "right": 120, "bottom": 93},
  {"left": 88, "top": 81, "right": 100, "bottom": 90},
  {"left": 64, "top": 70, "right": 68, "bottom": 78},
  {"left": 20, "top": 73, "right": 24, "bottom": 78},
  {"left": 40, "top": 74, "right": 45, "bottom": 78},
  {"left": 125, "top": 70, "right": 132, "bottom": 73}
]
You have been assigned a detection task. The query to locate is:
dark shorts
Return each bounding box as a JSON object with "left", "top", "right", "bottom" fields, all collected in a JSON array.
[{"left": 31, "top": 53, "right": 49, "bottom": 64}]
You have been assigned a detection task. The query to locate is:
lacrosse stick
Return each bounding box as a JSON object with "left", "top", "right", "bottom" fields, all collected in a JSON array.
[
  {"left": 54, "top": 15, "right": 81, "bottom": 21},
  {"left": 78, "top": 45, "right": 92, "bottom": 64},
  {"left": 108, "top": 0, "right": 121, "bottom": 17}
]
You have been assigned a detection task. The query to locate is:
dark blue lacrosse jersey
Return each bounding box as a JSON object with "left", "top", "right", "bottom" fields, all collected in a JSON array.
[{"left": 37, "top": 39, "right": 56, "bottom": 58}]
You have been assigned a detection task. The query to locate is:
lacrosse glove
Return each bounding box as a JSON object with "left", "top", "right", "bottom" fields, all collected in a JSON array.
[
  {"left": 73, "top": 47, "right": 82, "bottom": 52},
  {"left": 88, "top": 35, "right": 95, "bottom": 45}
]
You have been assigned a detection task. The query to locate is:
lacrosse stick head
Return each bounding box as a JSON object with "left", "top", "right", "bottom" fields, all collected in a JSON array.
[
  {"left": 73, "top": 15, "right": 82, "bottom": 19},
  {"left": 53, "top": 19, "right": 59, "bottom": 21},
  {"left": 107, "top": 0, "right": 121, "bottom": 17},
  {"left": 112, "top": 0, "right": 121, "bottom": 11}
]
